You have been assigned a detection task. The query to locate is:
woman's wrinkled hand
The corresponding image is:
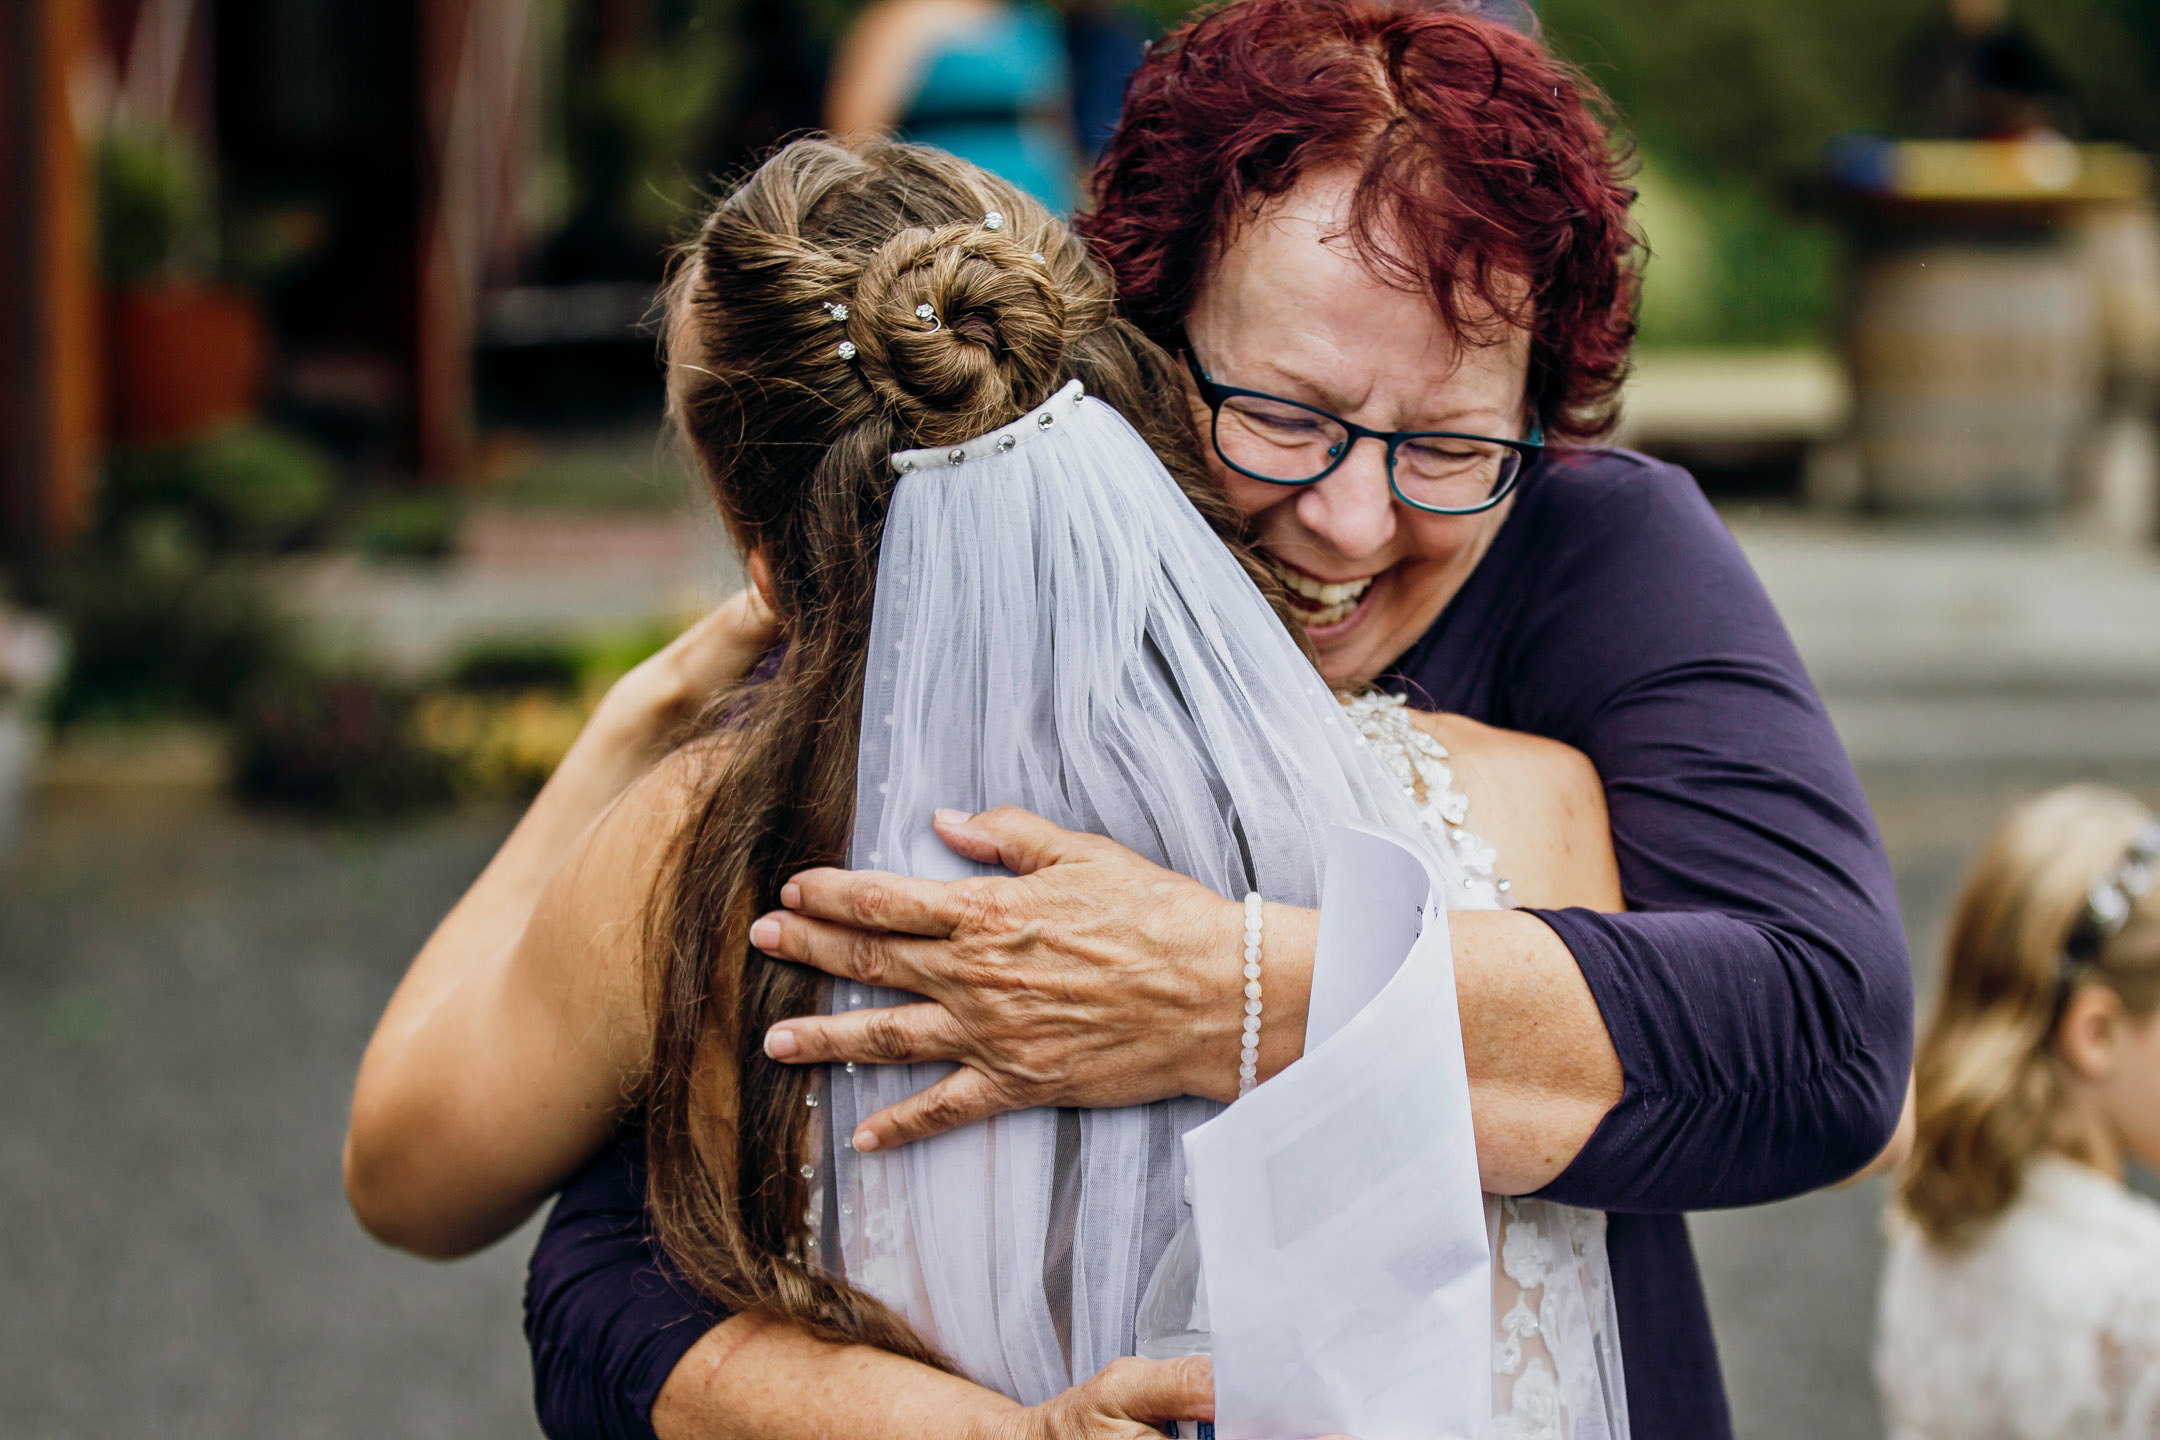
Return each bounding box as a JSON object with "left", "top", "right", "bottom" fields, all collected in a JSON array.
[{"left": 752, "top": 806, "right": 1307, "bottom": 1152}]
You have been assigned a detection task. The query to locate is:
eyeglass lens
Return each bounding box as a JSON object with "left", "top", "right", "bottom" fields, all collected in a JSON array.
[{"left": 1214, "top": 394, "right": 1522, "bottom": 510}]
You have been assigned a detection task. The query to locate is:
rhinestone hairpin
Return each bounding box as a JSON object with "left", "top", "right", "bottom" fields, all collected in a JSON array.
[
  {"left": 915, "top": 301, "right": 941, "bottom": 333},
  {"left": 836, "top": 340, "right": 858, "bottom": 360},
  {"left": 822, "top": 300, "right": 849, "bottom": 323},
  {"left": 982, "top": 210, "right": 1004, "bottom": 232}
]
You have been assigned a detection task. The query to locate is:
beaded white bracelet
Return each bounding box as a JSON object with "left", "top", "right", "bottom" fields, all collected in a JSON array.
[{"left": 1238, "top": 891, "right": 1264, "bottom": 1095}]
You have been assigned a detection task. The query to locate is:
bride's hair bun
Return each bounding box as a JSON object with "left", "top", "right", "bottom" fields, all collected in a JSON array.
[{"left": 847, "top": 222, "right": 1069, "bottom": 447}]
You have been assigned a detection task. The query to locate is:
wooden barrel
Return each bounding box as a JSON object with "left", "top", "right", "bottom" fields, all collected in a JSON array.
[{"left": 1851, "top": 236, "right": 2101, "bottom": 513}]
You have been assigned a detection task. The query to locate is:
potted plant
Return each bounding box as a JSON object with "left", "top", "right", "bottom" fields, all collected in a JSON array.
[{"left": 99, "top": 121, "right": 265, "bottom": 444}]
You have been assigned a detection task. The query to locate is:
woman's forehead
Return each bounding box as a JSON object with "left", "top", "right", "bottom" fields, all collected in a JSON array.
[{"left": 1196, "top": 172, "right": 1530, "bottom": 413}]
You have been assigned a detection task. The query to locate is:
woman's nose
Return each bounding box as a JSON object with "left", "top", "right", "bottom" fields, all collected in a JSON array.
[{"left": 1293, "top": 436, "right": 1397, "bottom": 561}]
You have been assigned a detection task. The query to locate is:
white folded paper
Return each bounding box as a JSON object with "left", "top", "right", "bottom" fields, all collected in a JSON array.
[{"left": 1182, "top": 821, "right": 1491, "bottom": 1440}]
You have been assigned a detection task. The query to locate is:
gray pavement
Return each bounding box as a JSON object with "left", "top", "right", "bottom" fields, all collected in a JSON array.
[
  {"left": 0, "top": 797, "right": 538, "bottom": 1440},
  {"left": 1731, "top": 509, "right": 2160, "bottom": 766},
  {"left": 6, "top": 506, "right": 2160, "bottom": 1438}
]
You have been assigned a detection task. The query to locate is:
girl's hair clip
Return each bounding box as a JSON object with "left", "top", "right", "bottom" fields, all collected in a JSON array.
[
  {"left": 2064, "top": 819, "right": 2160, "bottom": 971},
  {"left": 982, "top": 210, "right": 1004, "bottom": 232},
  {"left": 822, "top": 300, "right": 849, "bottom": 322}
]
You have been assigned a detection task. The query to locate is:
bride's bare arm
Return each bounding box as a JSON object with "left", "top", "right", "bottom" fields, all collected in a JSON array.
[{"left": 343, "top": 595, "right": 773, "bottom": 1257}]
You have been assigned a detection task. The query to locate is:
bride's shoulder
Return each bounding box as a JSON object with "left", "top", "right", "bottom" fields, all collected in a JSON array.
[
  {"left": 1404, "top": 710, "right": 1596, "bottom": 794},
  {"left": 1404, "top": 711, "right": 1606, "bottom": 839},
  {"left": 1394, "top": 707, "right": 1621, "bottom": 912}
]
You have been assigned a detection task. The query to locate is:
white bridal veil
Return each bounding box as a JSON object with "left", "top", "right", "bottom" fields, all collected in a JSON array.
[{"left": 824, "top": 380, "right": 1627, "bottom": 1438}]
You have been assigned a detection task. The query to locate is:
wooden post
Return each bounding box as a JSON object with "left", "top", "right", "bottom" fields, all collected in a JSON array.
[
  {"left": 416, "top": 0, "right": 537, "bottom": 484},
  {"left": 0, "top": 0, "right": 99, "bottom": 561},
  {"left": 416, "top": 0, "right": 478, "bottom": 484}
]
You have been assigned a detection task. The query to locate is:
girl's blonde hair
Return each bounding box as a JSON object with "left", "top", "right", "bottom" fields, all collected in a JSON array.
[{"left": 1900, "top": 785, "right": 2160, "bottom": 1246}]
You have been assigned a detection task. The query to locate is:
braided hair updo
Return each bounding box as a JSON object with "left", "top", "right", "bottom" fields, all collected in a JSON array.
[{"left": 643, "top": 139, "right": 1305, "bottom": 1361}]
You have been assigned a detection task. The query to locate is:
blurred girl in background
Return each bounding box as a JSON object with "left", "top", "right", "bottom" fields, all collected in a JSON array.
[{"left": 1879, "top": 785, "right": 2160, "bottom": 1439}]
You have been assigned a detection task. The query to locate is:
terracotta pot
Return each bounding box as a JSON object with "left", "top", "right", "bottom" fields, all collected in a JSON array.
[{"left": 107, "top": 283, "right": 266, "bottom": 443}]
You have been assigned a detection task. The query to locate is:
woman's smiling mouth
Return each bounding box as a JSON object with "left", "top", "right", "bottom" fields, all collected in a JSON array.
[{"left": 1265, "top": 556, "right": 1378, "bottom": 629}]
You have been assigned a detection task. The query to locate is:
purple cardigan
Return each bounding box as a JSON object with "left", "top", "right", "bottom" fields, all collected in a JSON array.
[{"left": 523, "top": 448, "right": 1913, "bottom": 1440}]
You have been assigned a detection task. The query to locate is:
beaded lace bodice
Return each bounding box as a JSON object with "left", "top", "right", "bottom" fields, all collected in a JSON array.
[
  {"left": 1345, "top": 691, "right": 1631, "bottom": 1440},
  {"left": 1878, "top": 1157, "right": 2160, "bottom": 1440}
]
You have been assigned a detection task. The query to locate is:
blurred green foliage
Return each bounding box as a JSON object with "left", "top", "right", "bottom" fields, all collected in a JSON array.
[
  {"left": 44, "top": 558, "right": 291, "bottom": 725},
  {"left": 104, "top": 426, "right": 338, "bottom": 555},
  {"left": 448, "top": 640, "right": 583, "bottom": 694},
  {"left": 1629, "top": 160, "right": 1840, "bottom": 349},
  {"left": 448, "top": 621, "right": 675, "bottom": 698},
  {"left": 230, "top": 625, "right": 677, "bottom": 817},
  {"left": 95, "top": 122, "right": 215, "bottom": 284},
  {"left": 546, "top": 0, "right": 838, "bottom": 253},
  {"left": 1536, "top": 0, "right": 2158, "bottom": 175},
  {"left": 568, "top": 38, "right": 737, "bottom": 241},
  {"left": 233, "top": 669, "right": 454, "bottom": 820},
  {"left": 354, "top": 494, "right": 463, "bottom": 560},
  {"left": 1537, "top": 0, "right": 2160, "bottom": 347},
  {"left": 47, "top": 426, "right": 340, "bottom": 725}
]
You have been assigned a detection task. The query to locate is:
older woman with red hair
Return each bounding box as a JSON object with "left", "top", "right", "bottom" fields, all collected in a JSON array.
[{"left": 507, "top": 3, "right": 1910, "bottom": 1436}]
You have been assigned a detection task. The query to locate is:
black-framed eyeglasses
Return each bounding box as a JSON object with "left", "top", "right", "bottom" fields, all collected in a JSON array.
[{"left": 1182, "top": 349, "right": 1543, "bottom": 516}]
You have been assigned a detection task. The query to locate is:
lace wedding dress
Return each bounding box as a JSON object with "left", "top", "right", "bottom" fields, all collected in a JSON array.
[
  {"left": 1345, "top": 692, "right": 1630, "bottom": 1440},
  {"left": 1877, "top": 1156, "right": 2160, "bottom": 1439}
]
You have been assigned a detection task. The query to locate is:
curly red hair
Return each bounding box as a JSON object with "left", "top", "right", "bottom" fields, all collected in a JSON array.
[{"left": 1079, "top": 0, "right": 1641, "bottom": 443}]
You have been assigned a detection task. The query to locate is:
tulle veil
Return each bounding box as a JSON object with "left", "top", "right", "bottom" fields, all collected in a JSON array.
[{"left": 821, "top": 380, "right": 1627, "bottom": 1439}]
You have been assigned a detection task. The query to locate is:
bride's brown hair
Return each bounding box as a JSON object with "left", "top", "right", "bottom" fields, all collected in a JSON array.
[{"left": 646, "top": 138, "right": 1303, "bottom": 1359}]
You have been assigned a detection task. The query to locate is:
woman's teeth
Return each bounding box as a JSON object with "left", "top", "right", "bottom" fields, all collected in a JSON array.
[{"left": 1271, "top": 563, "right": 1374, "bottom": 628}]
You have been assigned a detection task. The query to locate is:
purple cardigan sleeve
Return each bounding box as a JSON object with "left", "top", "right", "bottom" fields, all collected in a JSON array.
[
  {"left": 525, "top": 1126, "right": 724, "bottom": 1440},
  {"left": 1416, "top": 453, "right": 1913, "bottom": 1213}
]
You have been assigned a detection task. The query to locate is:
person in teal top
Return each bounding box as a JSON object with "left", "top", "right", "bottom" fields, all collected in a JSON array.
[{"left": 827, "top": 0, "right": 1082, "bottom": 213}]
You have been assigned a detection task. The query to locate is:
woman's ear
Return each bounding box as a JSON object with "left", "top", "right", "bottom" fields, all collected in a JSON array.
[
  {"left": 2057, "top": 984, "right": 2127, "bottom": 1083},
  {"left": 746, "top": 549, "right": 780, "bottom": 620}
]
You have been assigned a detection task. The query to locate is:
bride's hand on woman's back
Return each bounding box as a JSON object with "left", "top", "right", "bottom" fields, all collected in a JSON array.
[{"left": 581, "top": 583, "right": 779, "bottom": 781}]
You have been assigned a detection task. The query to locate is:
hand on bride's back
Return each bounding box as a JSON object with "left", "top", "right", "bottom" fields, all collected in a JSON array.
[
  {"left": 751, "top": 806, "right": 1287, "bottom": 1150},
  {"left": 1007, "top": 1356, "right": 1354, "bottom": 1440}
]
